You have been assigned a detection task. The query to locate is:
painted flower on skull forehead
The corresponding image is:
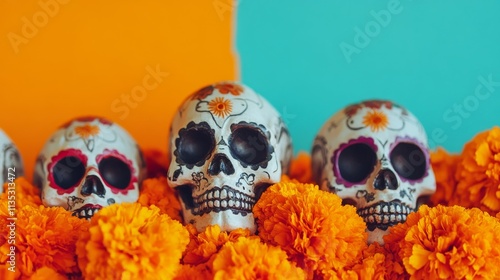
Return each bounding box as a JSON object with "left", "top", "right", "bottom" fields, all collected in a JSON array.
[
  {"left": 168, "top": 82, "right": 293, "bottom": 233},
  {"left": 312, "top": 100, "right": 435, "bottom": 244},
  {"left": 34, "top": 116, "right": 146, "bottom": 220}
]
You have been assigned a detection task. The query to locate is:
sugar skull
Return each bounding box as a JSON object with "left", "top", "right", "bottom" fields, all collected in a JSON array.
[
  {"left": 0, "top": 129, "right": 24, "bottom": 193},
  {"left": 34, "top": 117, "right": 146, "bottom": 219},
  {"left": 312, "top": 100, "right": 436, "bottom": 244},
  {"left": 167, "top": 82, "right": 293, "bottom": 233}
]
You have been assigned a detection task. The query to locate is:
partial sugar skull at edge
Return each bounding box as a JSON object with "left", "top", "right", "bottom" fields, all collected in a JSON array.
[
  {"left": 34, "top": 116, "right": 146, "bottom": 220},
  {"left": 0, "top": 129, "right": 25, "bottom": 193},
  {"left": 167, "top": 82, "right": 293, "bottom": 233},
  {"left": 311, "top": 100, "right": 436, "bottom": 244}
]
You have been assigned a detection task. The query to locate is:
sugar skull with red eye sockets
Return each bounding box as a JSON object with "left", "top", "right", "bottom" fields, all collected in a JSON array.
[
  {"left": 311, "top": 100, "right": 436, "bottom": 244},
  {"left": 34, "top": 117, "right": 146, "bottom": 220}
]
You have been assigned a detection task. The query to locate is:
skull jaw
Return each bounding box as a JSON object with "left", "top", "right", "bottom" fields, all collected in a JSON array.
[{"left": 183, "top": 209, "right": 257, "bottom": 233}]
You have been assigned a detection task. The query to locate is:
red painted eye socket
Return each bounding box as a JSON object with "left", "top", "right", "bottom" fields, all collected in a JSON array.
[
  {"left": 48, "top": 149, "right": 88, "bottom": 194},
  {"left": 96, "top": 149, "right": 137, "bottom": 194}
]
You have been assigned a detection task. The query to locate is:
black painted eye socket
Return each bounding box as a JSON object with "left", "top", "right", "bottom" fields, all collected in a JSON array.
[
  {"left": 99, "top": 157, "right": 132, "bottom": 189},
  {"left": 390, "top": 143, "right": 427, "bottom": 180},
  {"left": 52, "top": 156, "right": 86, "bottom": 189},
  {"left": 177, "top": 126, "right": 215, "bottom": 165},
  {"left": 229, "top": 126, "right": 269, "bottom": 165},
  {"left": 338, "top": 143, "right": 377, "bottom": 183}
]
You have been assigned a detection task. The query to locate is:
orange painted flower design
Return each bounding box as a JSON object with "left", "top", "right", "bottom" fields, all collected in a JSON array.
[
  {"left": 214, "top": 83, "right": 244, "bottom": 96},
  {"left": 208, "top": 97, "right": 232, "bottom": 118},
  {"left": 363, "top": 110, "right": 389, "bottom": 132},
  {"left": 74, "top": 124, "right": 100, "bottom": 138}
]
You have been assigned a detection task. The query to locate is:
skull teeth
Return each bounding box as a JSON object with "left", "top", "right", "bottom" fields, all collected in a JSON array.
[
  {"left": 357, "top": 201, "right": 414, "bottom": 231},
  {"left": 72, "top": 207, "right": 100, "bottom": 220},
  {"left": 191, "top": 186, "right": 255, "bottom": 216}
]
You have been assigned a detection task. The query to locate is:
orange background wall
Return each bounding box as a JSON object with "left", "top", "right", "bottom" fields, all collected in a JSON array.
[{"left": 0, "top": 0, "right": 238, "bottom": 179}]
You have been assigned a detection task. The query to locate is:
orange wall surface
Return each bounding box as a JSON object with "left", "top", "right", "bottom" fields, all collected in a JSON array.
[{"left": 0, "top": 0, "right": 239, "bottom": 179}]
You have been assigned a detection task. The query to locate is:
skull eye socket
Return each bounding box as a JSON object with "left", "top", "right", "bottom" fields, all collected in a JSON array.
[
  {"left": 390, "top": 142, "right": 427, "bottom": 180},
  {"left": 52, "top": 156, "right": 86, "bottom": 189},
  {"left": 98, "top": 157, "right": 132, "bottom": 189},
  {"left": 178, "top": 126, "right": 214, "bottom": 165},
  {"left": 338, "top": 143, "right": 377, "bottom": 183},
  {"left": 229, "top": 126, "right": 270, "bottom": 166}
]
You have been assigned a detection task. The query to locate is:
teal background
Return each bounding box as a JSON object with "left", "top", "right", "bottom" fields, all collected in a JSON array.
[{"left": 236, "top": 1, "right": 500, "bottom": 154}]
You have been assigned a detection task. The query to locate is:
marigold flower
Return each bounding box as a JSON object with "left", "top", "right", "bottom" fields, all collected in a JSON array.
[
  {"left": 76, "top": 203, "right": 189, "bottom": 280},
  {"left": 0, "top": 203, "right": 88, "bottom": 279},
  {"left": 429, "top": 148, "right": 460, "bottom": 206},
  {"left": 253, "top": 181, "right": 367, "bottom": 278},
  {"left": 143, "top": 148, "right": 170, "bottom": 178},
  {"left": 384, "top": 204, "right": 500, "bottom": 279},
  {"left": 175, "top": 263, "right": 213, "bottom": 280},
  {"left": 288, "top": 152, "right": 313, "bottom": 184},
  {"left": 138, "top": 177, "right": 182, "bottom": 222},
  {"left": 455, "top": 127, "right": 500, "bottom": 214},
  {"left": 338, "top": 242, "right": 405, "bottom": 280},
  {"left": 1, "top": 177, "right": 42, "bottom": 208},
  {"left": 212, "top": 237, "right": 306, "bottom": 280},
  {"left": 182, "top": 224, "right": 251, "bottom": 265},
  {"left": 30, "top": 266, "right": 68, "bottom": 280}
]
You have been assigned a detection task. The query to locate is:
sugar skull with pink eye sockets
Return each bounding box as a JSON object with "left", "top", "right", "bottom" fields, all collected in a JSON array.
[
  {"left": 311, "top": 100, "right": 436, "bottom": 244},
  {"left": 34, "top": 116, "right": 146, "bottom": 220}
]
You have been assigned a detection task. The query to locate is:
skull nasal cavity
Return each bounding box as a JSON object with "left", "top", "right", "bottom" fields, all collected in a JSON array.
[
  {"left": 208, "top": 154, "right": 235, "bottom": 176},
  {"left": 374, "top": 169, "right": 398, "bottom": 190},
  {"left": 81, "top": 175, "right": 106, "bottom": 197}
]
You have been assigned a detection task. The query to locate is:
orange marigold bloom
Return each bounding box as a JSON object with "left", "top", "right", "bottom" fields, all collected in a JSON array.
[
  {"left": 338, "top": 243, "right": 405, "bottom": 280},
  {"left": 30, "top": 266, "right": 68, "bottom": 280},
  {"left": 455, "top": 127, "right": 500, "bottom": 214},
  {"left": 1, "top": 177, "right": 42, "bottom": 208},
  {"left": 208, "top": 97, "right": 232, "bottom": 118},
  {"left": 0, "top": 203, "right": 88, "bottom": 279},
  {"left": 183, "top": 224, "right": 251, "bottom": 265},
  {"left": 212, "top": 237, "right": 306, "bottom": 280},
  {"left": 288, "top": 152, "right": 313, "bottom": 184},
  {"left": 253, "top": 181, "right": 367, "bottom": 278},
  {"left": 138, "top": 177, "right": 182, "bottom": 222},
  {"left": 175, "top": 263, "right": 213, "bottom": 280},
  {"left": 214, "top": 82, "right": 244, "bottom": 96},
  {"left": 143, "top": 148, "right": 170, "bottom": 178},
  {"left": 384, "top": 204, "right": 500, "bottom": 279},
  {"left": 76, "top": 203, "right": 189, "bottom": 280},
  {"left": 429, "top": 148, "right": 460, "bottom": 206},
  {"left": 362, "top": 110, "right": 389, "bottom": 132}
]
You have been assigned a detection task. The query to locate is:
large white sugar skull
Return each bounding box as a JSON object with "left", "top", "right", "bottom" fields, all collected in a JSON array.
[
  {"left": 34, "top": 116, "right": 146, "bottom": 219},
  {"left": 167, "top": 82, "right": 293, "bottom": 233},
  {"left": 0, "top": 129, "right": 24, "bottom": 193},
  {"left": 312, "top": 100, "right": 436, "bottom": 244}
]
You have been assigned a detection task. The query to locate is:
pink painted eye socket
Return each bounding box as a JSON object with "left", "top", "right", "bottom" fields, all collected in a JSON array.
[
  {"left": 390, "top": 142, "right": 427, "bottom": 181},
  {"left": 98, "top": 157, "right": 131, "bottom": 189},
  {"left": 48, "top": 149, "right": 88, "bottom": 194},
  {"left": 332, "top": 137, "right": 378, "bottom": 188},
  {"left": 338, "top": 143, "right": 377, "bottom": 183},
  {"left": 96, "top": 149, "right": 138, "bottom": 194}
]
